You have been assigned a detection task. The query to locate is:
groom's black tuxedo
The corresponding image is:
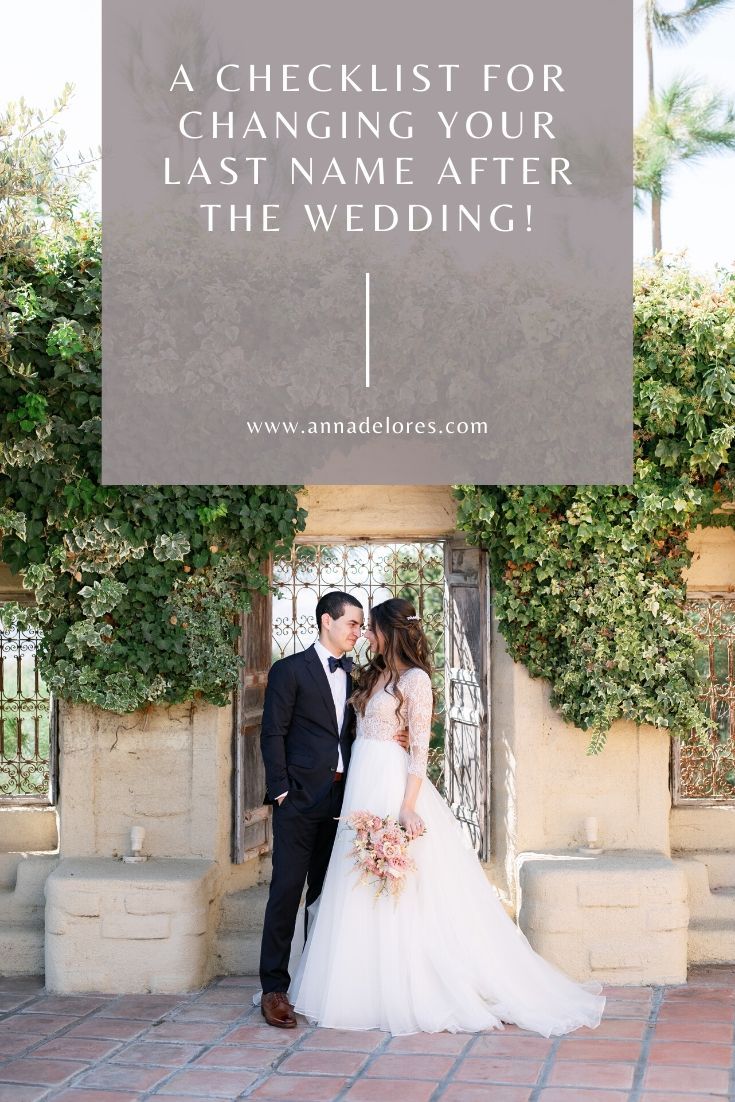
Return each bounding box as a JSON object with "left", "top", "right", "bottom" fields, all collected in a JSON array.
[
  {"left": 261, "top": 645, "right": 355, "bottom": 812},
  {"left": 259, "top": 643, "right": 356, "bottom": 995}
]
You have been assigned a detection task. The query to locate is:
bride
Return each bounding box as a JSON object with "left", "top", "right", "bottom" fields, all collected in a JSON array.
[{"left": 289, "top": 596, "right": 606, "bottom": 1037}]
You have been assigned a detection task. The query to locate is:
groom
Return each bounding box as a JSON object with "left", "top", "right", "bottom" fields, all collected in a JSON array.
[{"left": 259, "top": 590, "right": 406, "bottom": 1028}]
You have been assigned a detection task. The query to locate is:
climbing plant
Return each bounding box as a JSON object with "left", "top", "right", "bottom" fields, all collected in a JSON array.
[
  {"left": 0, "top": 224, "right": 305, "bottom": 712},
  {"left": 456, "top": 263, "right": 735, "bottom": 751}
]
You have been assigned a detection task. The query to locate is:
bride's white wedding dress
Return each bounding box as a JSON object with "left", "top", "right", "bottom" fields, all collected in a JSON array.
[{"left": 289, "top": 667, "right": 605, "bottom": 1036}]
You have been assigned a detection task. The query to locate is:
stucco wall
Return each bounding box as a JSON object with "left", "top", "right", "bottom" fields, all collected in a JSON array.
[
  {"left": 0, "top": 562, "right": 30, "bottom": 603},
  {"left": 684, "top": 523, "right": 735, "bottom": 592},
  {"left": 58, "top": 702, "right": 233, "bottom": 863},
  {"left": 490, "top": 618, "right": 672, "bottom": 909},
  {"left": 298, "top": 485, "right": 457, "bottom": 540},
  {"left": 0, "top": 808, "right": 58, "bottom": 854}
]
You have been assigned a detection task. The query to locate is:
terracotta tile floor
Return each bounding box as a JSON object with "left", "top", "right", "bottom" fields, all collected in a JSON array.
[{"left": 0, "top": 968, "right": 733, "bottom": 1101}]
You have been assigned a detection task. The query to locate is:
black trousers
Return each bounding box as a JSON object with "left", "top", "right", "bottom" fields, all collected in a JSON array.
[{"left": 259, "top": 780, "right": 344, "bottom": 994}]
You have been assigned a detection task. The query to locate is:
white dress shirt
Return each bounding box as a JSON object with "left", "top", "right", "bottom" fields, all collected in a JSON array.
[
  {"left": 276, "top": 641, "right": 349, "bottom": 801},
  {"left": 313, "top": 639, "right": 347, "bottom": 773}
]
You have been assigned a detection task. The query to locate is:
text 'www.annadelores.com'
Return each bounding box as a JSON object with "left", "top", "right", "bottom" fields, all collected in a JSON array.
[{"left": 245, "top": 418, "right": 488, "bottom": 436}]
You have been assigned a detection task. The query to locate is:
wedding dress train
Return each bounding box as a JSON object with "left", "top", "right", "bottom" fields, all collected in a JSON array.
[{"left": 289, "top": 667, "right": 605, "bottom": 1036}]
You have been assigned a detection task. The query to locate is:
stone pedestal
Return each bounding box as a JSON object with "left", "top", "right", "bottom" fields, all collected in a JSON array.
[
  {"left": 45, "top": 858, "right": 216, "bottom": 993},
  {"left": 518, "top": 851, "right": 689, "bottom": 985}
]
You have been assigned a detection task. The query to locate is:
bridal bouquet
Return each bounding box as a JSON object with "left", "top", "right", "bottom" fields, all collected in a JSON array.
[{"left": 345, "top": 811, "right": 420, "bottom": 900}]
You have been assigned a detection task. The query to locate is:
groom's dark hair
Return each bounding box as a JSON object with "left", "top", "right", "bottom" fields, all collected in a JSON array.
[{"left": 315, "top": 591, "right": 363, "bottom": 633}]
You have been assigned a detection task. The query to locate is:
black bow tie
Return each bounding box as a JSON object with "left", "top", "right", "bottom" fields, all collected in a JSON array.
[{"left": 328, "top": 655, "right": 354, "bottom": 674}]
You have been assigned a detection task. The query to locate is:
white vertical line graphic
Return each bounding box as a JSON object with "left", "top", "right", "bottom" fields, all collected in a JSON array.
[{"left": 365, "top": 272, "right": 371, "bottom": 389}]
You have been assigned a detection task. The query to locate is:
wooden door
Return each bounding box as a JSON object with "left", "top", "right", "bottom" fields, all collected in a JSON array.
[{"left": 232, "top": 574, "right": 273, "bottom": 863}]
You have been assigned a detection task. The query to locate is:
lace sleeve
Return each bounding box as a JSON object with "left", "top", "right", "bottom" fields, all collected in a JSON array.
[{"left": 404, "top": 669, "right": 433, "bottom": 779}]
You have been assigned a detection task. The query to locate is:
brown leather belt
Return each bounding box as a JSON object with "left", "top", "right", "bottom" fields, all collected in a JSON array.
[{"left": 333, "top": 771, "right": 344, "bottom": 783}]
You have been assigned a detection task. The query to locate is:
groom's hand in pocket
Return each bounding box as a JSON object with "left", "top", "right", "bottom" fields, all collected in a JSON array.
[{"left": 393, "top": 727, "right": 410, "bottom": 752}]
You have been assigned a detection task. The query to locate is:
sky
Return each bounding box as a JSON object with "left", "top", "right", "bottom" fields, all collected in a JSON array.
[
  {"left": 1, "top": 0, "right": 734, "bottom": 272},
  {"left": 632, "top": 0, "right": 735, "bottom": 271}
]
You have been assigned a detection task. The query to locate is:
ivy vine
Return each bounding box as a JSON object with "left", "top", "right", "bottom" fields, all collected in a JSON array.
[
  {"left": 2, "top": 230, "right": 733, "bottom": 744},
  {"left": 0, "top": 225, "right": 305, "bottom": 713},
  {"left": 456, "top": 263, "right": 735, "bottom": 751}
]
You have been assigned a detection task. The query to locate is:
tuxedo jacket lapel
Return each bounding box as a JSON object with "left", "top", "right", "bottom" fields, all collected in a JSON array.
[
  {"left": 340, "top": 674, "right": 355, "bottom": 737},
  {"left": 304, "top": 645, "right": 339, "bottom": 736}
]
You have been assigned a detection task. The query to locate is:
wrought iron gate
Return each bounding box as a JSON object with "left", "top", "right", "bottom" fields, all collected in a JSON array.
[
  {"left": 674, "top": 596, "right": 735, "bottom": 804},
  {"left": 0, "top": 620, "right": 57, "bottom": 804},
  {"left": 443, "top": 540, "right": 490, "bottom": 858},
  {"left": 272, "top": 542, "right": 446, "bottom": 786}
]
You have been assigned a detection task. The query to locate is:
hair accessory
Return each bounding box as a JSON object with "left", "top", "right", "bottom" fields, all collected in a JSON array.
[{"left": 406, "top": 615, "right": 420, "bottom": 621}]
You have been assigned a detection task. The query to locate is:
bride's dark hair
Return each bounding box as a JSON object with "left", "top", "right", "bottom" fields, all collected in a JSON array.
[{"left": 351, "top": 597, "right": 433, "bottom": 718}]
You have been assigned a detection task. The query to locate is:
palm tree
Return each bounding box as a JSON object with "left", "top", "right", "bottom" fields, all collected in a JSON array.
[
  {"left": 635, "top": 76, "right": 735, "bottom": 254},
  {"left": 641, "top": 0, "right": 735, "bottom": 254},
  {"left": 644, "top": 0, "right": 734, "bottom": 103}
]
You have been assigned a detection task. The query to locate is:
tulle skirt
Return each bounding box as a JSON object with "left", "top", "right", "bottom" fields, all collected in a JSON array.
[{"left": 289, "top": 737, "right": 606, "bottom": 1036}]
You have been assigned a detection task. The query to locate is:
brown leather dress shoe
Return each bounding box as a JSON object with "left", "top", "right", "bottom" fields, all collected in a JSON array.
[{"left": 261, "top": 991, "right": 297, "bottom": 1029}]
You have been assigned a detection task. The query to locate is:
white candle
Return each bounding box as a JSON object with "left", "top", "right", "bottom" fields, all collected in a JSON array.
[{"left": 584, "top": 817, "right": 598, "bottom": 846}]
